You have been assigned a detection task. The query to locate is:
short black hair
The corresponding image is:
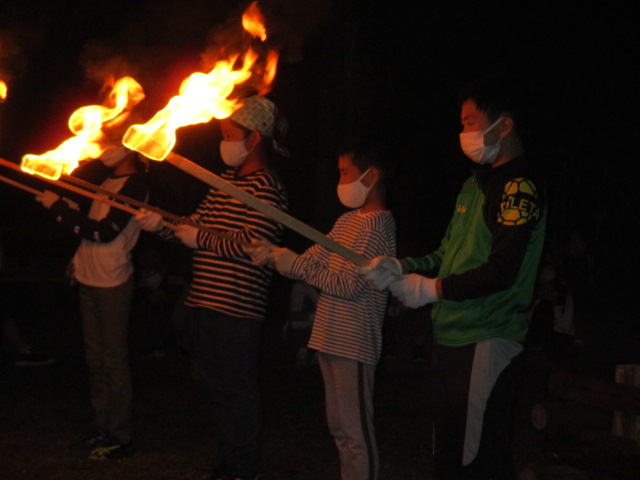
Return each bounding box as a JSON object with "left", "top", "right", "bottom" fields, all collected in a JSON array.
[
  {"left": 338, "top": 138, "right": 394, "bottom": 185},
  {"left": 458, "top": 73, "right": 526, "bottom": 130}
]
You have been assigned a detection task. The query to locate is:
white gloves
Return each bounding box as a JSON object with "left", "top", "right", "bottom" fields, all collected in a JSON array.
[
  {"left": 243, "top": 238, "right": 299, "bottom": 275},
  {"left": 35, "top": 190, "right": 60, "bottom": 209},
  {"left": 175, "top": 224, "right": 199, "bottom": 249},
  {"left": 388, "top": 274, "right": 439, "bottom": 308},
  {"left": 135, "top": 209, "right": 163, "bottom": 232},
  {"left": 358, "top": 256, "right": 404, "bottom": 291},
  {"left": 358, "top": 256, "right": 440, "bottom": 308}
]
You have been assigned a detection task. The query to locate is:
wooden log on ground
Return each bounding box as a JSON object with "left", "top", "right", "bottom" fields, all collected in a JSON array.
[
  {"left": 548, "top": 371, "right": 640, "bottom": 415},
  {"left": 542, "top": 429, "right": 640, "bottom": 477},
  {"left": 530, "top": 400, "right": 612, "bottom": 432}
]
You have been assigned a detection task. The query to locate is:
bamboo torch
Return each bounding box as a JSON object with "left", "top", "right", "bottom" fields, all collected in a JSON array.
[
  {"left": 120, "top": 3, "right": 369, "bottom": 267},
  {"left": 0, "top": 157, "right": 244, "bottom": 245}
]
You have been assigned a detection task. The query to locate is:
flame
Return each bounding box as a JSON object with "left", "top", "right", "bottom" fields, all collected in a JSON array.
[
  {"left": 262, "top": 50, "right": 278, "bottom": 91},
  {"left": 1, "top": 39, "right": 7, "bottom": 101},
  {"left": 123, "top": 1, "right": 277, "bottom": 161},
  {"left": 21, "top": 76, "right": 145, "bottom": 180},
  {"left": 242, "top": 1, "right": 267, "bottom": 41}
]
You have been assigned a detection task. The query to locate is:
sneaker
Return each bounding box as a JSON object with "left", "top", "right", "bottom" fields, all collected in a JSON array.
[
  {"left": 89, "top": 441, "right": 134, "bottom": 460},
  {"left": 69, "top": 429, "right": 134, "bottom": 460},
  {"left": 14, "top": 349, "right": 55, "bottom": 367}
]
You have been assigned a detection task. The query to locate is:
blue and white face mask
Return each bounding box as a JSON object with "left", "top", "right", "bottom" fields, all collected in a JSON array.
[{"left": 459, "top": 117, "right": 504, "bottom": 165}]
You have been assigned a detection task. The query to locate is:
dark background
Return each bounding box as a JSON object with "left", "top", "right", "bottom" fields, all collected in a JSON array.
[
  {"left": 1, "top": 1, "right": 636, "bottom": 273},
  {"left": 1, "top": 2, "right": 639, "bottom": 479}
]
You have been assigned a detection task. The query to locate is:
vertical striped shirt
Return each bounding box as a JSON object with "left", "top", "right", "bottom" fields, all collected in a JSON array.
[
  {"left": 289, "top": 209, "right": 396, "bottom": 366},
  {"left": 161, "top": 168, "right": 288, "bottom": 320}
]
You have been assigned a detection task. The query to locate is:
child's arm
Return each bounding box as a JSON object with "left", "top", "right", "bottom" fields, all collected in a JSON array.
[
  {"left": 289, "top": 249, "right": 369, "bottom": 300},
  {"left": 45, "top": 174, "right": 148, "bottom": 243},
  {"left": 196, "top": 180, "right": 286, "bottom": 258},
  {"left": 292, "top": 222, "right": 394, "bottom": 300}
]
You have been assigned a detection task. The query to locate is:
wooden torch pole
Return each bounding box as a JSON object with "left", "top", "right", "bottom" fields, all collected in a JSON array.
[{"left": 165, "top": 152, "right": 370, "bottom": 267}]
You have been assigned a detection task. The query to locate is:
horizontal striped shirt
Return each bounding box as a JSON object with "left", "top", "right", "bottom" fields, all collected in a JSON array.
[
  {"left": 161, "top": 168, "right": 287, "bottom": 319},
  {"left": 289, "top": 209, "right": 396, "bottom": 365}
]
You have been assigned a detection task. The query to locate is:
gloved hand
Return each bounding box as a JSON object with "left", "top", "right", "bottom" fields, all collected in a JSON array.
[
  {"left": 358, "top": 256, "right": 404, "bottom": 291},
  {"left": 35, "top": 190, "right": 60, "bottom": 209},
  {"left": 272, "top": 247, "right": 299, "bottom": 275},
  {"left": 243, "top": 238, "right": 275, "bottom": 266},
  {"left": 135, "top": 209, "right": 163, "bottom": 232},
  {"left": 175, "top": 224, "right": 199, "bottom": 249},
  {"left": 388, "top": 274, "right": 439, "bottom": 309}
]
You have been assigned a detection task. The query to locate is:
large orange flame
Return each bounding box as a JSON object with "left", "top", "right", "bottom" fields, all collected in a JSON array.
[
  {"left": 21, "top": 76, "right": 145, "bottom": 180},
  {"left": 123, "top": 1, "right": 277, "bottom": 161}
]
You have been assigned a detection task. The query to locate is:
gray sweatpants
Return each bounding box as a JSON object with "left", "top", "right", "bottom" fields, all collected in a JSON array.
[{"left": 318, "top": 352, "right": 378, "bottom": 480}]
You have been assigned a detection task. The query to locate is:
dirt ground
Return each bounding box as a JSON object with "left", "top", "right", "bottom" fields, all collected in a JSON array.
[{"left": 1, "top": 272, "right": 639, "bottom": 480}]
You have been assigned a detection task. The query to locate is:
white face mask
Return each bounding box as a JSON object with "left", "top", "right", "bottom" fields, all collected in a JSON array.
[
  {"left": 220, "top": 140, "right": 250, "bottom": 167},
  {"left": 459, "top": 117, "right": 504, "bottom": 165},
  {"left": 337, "top": 168, "right": 373, "bottom": 209},
  {"left": 100, "top": 146, "right": 128, "bottom": 167}
]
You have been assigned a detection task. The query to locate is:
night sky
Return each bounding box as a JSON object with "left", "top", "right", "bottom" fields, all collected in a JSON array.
[{"left": 0, "top": 1, "right": 636, "bottom": 287}]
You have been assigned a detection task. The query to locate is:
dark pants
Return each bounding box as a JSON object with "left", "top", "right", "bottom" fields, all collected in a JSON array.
[
  {"left": 78, "top": 277, "right": 134, "bottom": 444},
  {"left": 430, "top": 341, "right": 523, "bottom": 480},
  {"left": 189, "top": 307, "right": 264, "bottom": 478}
]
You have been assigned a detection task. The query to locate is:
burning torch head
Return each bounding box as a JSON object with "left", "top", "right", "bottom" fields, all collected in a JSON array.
[
  {"left": 101, "top": 109, "right": 150, "bottom": 171},
  {"left": 100, "top": 146, "right": 129, "bottom": 167},
  {"left": 230, "top": 95, "right": 289, "bottom": 157},
  {"left": 100, "top": 145, "right": 149, "bottom": 173}
]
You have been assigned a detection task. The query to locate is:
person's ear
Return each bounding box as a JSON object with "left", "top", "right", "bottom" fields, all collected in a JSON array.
[
  {"left": 363, "top": 167, "right": 380, "bottom": 187},
  {"left": 501, "top": 117, "right": 514, "bottom": 138},
  {"left": 246, "top": 130, "right": 262, "bottom": 151}
]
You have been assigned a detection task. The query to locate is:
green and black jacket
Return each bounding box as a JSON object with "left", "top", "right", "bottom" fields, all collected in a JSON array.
[{"left": 405, "top": 155, "right": 546, "bottom": 347}]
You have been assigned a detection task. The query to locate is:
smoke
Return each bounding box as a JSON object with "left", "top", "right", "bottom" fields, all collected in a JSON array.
[
  {"left": 1, "top": 0, "right": 351, "bottom": 151},
  {"left": 0, "top": 27, "right": 43, "bottom": 88},
  {"left": 200, "top": 0, "right": 350, "bottom": 64},
  {"left": 258, "top": 0, "right": 349, "bottom": 62},
  {"left": 74, "top": 0, "right": 349, "bottom": 110}
]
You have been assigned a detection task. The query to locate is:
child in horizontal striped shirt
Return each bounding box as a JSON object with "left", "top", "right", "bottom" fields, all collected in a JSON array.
[
  {"left": 246, "top": 140, "right": 396, "bottom": 480},
  {"left": 136, "top": 95, "right": 289, "bottom": 480}
]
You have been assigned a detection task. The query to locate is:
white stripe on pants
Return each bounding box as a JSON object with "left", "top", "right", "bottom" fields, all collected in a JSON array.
[{"left": 318, "top": 352, "right": 378, "bottom": 480}]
